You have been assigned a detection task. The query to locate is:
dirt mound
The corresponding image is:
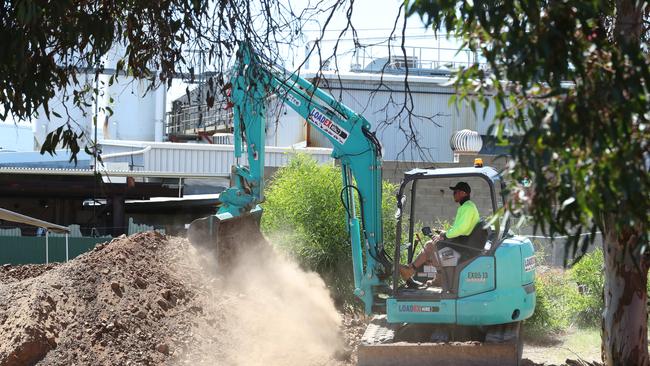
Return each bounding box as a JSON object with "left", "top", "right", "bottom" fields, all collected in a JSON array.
[
  {"left": 0, "top": 263, "right": 59, "bottom": 283},
  {"left": 0, "top": 233, "right": 350, "bottom": 366},
  {"left": 522, "top": 360, "right": 602, "bottom": 366},
  {"left": 0, "top": 233, "right": 203, "bottom": 365}
]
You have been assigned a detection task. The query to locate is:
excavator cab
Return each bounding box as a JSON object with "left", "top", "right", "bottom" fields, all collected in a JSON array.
[
  {"left": 358, "top": 164, "right": 536, "bottom": 366},
  {"left": 392, "top": 165, "right": 515, "bottom": 291}
]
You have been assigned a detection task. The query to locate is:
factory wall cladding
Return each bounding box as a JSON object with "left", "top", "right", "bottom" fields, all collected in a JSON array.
[
  {"left": 307, "top": 74, "right": 497, "bottom": 163},
  {"left": 98, "top": 141, "right": 333, "bottom": 176}
]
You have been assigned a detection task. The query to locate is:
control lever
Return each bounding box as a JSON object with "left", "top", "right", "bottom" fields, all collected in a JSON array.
[{"left": 421, "top": 226, "right": 442, "bottom": 238}]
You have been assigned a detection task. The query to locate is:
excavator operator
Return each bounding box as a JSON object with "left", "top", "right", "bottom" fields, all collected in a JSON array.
[{"left": 399, "top": 181, "right": 480, "bottom": 281}]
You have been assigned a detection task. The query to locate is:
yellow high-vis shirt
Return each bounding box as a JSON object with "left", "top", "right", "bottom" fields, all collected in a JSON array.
[{"left": 446, "top": 200, "right": 480, "bottom": 238}]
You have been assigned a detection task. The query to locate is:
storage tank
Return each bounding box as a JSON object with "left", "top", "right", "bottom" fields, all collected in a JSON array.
[
  {"left": 0, "top": 121, "right": 34, "bottom": 151},
  {"left": 97, "top": 44, "right": 165, "bottom": 142},
  {"left": 32, "top": 73, "right": 94, "bottom": 150},
  {"left": 265, "top": 100, "right": 306, "bottom": 147}
]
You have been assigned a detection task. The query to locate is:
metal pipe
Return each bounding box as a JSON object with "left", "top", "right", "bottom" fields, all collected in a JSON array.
[
  {"left": 408, "top": 179, "right": 417, "bottom": 263},
  {"left": 94, "top": 75, "right": 99, "bottom": 174},
  {"left": 100, "top": 145, "right": 152, "bottom": 159},
  {"left": 154, "top": 82, "right": 166, "bottom": 142},
  {"left": 45, "top": 230, "right": 49, "bottom": 264}
]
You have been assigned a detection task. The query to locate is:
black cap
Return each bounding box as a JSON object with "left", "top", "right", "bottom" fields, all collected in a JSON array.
[{"left": 449, "top": 181, "right": 471, "bottom": 194}]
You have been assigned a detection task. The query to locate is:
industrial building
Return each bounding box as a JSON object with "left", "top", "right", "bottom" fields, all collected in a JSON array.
[{"left": 0, "top": 44, "right": 519, "bottom": 264}]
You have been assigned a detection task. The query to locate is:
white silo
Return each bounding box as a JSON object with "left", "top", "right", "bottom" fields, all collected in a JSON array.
[
  {"left": 97, "top": 44, "right": 165, "bottom": 142},
  {"left": 32, "top": 73, "right": 94, "bottom": 150},
  {"left": 0, "top": 121, "right": 34, "bottom": 151}
]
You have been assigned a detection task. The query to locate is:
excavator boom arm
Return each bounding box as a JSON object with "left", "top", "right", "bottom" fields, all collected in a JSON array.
[{"left": 227, "top": 44, "right": 389, "bottom": 312}]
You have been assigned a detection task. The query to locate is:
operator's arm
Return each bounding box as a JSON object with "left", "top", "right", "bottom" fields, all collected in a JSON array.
[{"left": 445, "top": 201, "right": 480, "bottom": 239}]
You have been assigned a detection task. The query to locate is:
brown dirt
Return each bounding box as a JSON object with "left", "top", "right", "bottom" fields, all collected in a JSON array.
[
  {"left": 0, "top": 233, "right": 351, "bottom": 366},
  {"left": 0, "top": 232, "right": 602, "bottom": 366}
]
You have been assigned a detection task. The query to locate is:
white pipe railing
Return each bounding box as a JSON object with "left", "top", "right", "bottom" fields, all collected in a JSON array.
[
  {"left": 43, "top": 228, "right": 70, "bottom": 263},
  {"left": 45, "top": 230, "right": 49, "bottom": 264},
  {"left": 65, "top": 234, "right": 69, "bottom": 262},
  {"left": 100, "top": 145, "right": 152, "bottom": 159}
]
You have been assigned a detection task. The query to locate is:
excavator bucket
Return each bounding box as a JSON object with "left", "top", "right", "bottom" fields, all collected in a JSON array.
[
  {"left": 358, "top": 315, "right": 523, "bottom": 366},
  {"left": 187, "top": 209, "right": 268, "bottom": 268}
]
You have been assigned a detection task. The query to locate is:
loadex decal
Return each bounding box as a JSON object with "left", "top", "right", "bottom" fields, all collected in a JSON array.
[
  {"left": 308, "top": 109, "right": 349, "bottom": 144},
  {"left": 398, "top": 304, "right": 439, "bottom": 313}
]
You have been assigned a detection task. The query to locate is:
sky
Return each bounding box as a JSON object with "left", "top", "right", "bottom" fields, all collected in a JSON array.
[{"left": 168, "top": 0, "right": 465, "bottom": 102}]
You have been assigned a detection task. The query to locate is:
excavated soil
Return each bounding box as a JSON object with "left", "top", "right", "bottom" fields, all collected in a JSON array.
[{"left": 0, "top": 232, "right": 600, "bottom": 366}]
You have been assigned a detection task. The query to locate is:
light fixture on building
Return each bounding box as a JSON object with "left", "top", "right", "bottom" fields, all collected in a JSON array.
[{"left": 450, "top": 129, "right": 483, "bottom": 163}]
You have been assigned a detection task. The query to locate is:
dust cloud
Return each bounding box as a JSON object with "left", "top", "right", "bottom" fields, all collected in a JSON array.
[{"left": 175, "top": 236, "right": 345, "bottom": 366}]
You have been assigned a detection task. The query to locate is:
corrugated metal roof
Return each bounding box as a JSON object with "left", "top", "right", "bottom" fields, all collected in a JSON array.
[
  {"left": 404, "top": 166, "right": 501, "bottom": 182},
  {"left": 0, "top": 208, "right": 69, "bottom": 233}
]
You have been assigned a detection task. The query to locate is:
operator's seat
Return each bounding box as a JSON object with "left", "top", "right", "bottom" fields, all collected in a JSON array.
[
  {"left": 435, "top": 221, "right": 491, "bottom": 293},
  {"left": 458, "top": 220, "right": 490, "bottom": 258},
  {"left": 438, "top": 220, "right": 490, "bottom": 262}
]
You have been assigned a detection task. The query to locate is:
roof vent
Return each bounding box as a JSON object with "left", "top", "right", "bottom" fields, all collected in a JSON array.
[{"left": 450, "top": 129, "right": 483, "bottom": 163}]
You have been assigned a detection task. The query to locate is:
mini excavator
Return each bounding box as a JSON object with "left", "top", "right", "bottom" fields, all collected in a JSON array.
[{"left": 188, "top": 44, "right": 536, "bottom": 366}]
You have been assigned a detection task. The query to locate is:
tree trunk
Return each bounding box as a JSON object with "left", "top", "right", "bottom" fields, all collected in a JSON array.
[
  {"left": 615, "top": 0, "right": 643, "bottom": 44},
  {"left": 604, "top": 2, "right": 648, "bottom": 362},
  {"left": 601, "top": 215, "right": 649, "bottom": 366}
]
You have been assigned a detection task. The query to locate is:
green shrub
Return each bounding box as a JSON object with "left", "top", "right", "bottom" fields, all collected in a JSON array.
[
  {"left": 525, "top": 266, "right": 578, "bottom": 338},
  {"left": 525, "top": 245, "right": 577, "bottom": 339},
  {"left": 261, "top": 154, "right": 398, "bottom": 307},
  {"left": 568, "top": 248, "right": 650, "bottom": 328},
  {"left": 527, "top": 247, "right": 649, "bottom": 338},
  {"left": 567, "top": 249, "right": 605, "bottom": 327}
]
